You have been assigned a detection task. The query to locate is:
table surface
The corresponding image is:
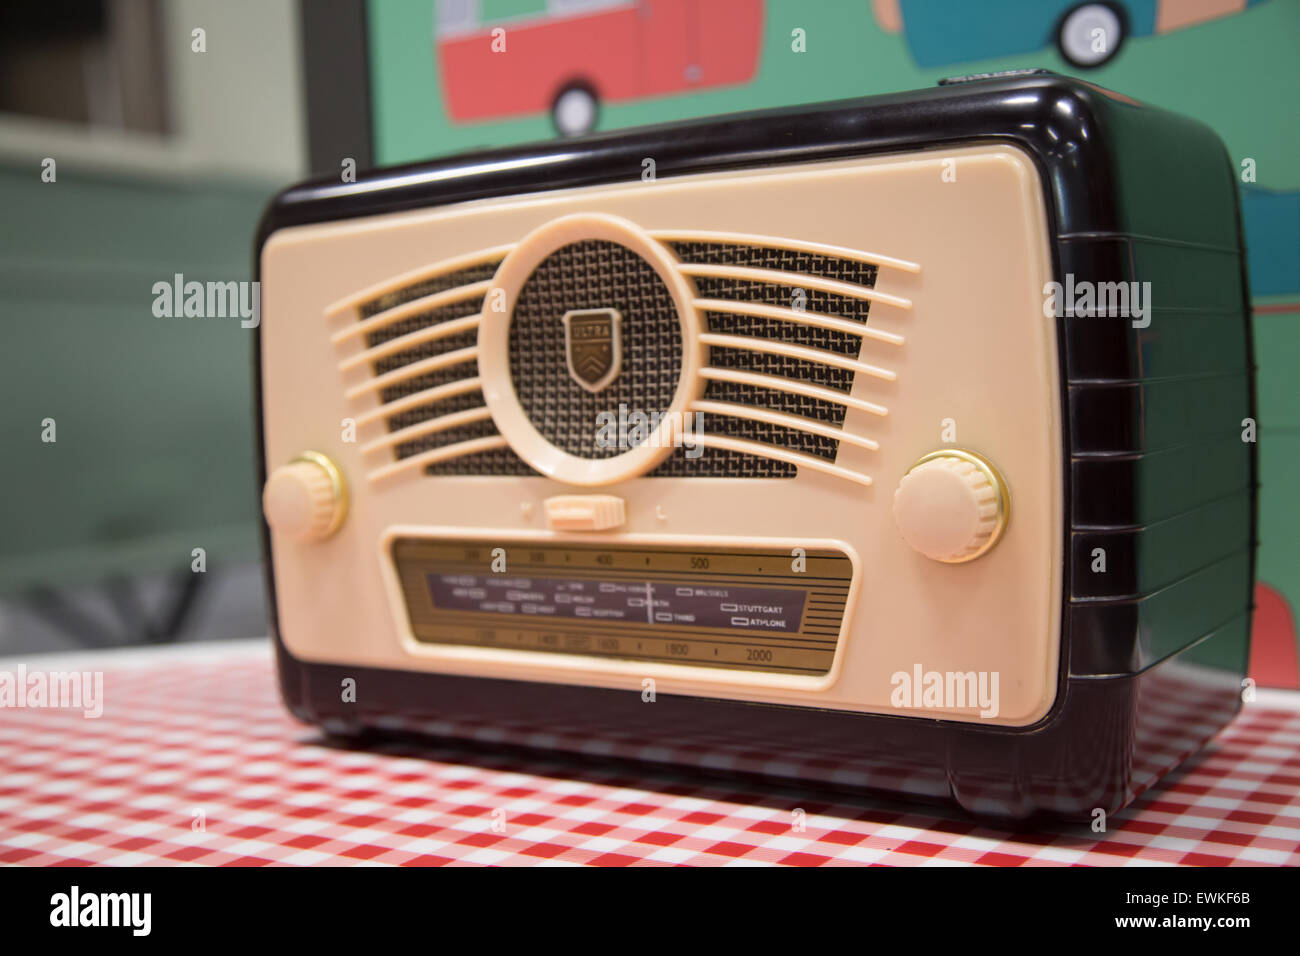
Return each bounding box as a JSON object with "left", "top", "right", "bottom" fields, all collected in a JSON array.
[{"left": 1, "top": 640, "right": 1297, "bottom": 866}]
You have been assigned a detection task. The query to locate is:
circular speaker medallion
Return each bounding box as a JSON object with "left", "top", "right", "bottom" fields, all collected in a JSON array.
[{"left": 477, "top": 213, "right": 703, "bottom": 485}]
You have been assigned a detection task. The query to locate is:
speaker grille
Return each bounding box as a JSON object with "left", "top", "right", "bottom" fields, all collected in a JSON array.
[
  {"left": 653, "top": 240, "right": 879, "bottom": 478},
  {"left": 359, "top": 260, "right": 500, "bottom": 321},
  {"left": 330, "top": 229, "right": 908, "bottom": 486},
  {"left": 507, "top": 239, "right": 682, "bottom": 460},
  {"left": 336, "top": 253, "right": 535, "bottom": 478},
  {"left": 667, "top": 241, "right": 881, "bottom": 289}
]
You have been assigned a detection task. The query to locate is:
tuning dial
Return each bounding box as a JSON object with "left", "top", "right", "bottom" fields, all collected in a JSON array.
[
  {"left": 263, "top": 452, "right": 348, "bottom": 542},
  {"left": 892, "top": 450, "right": 1008, "bottom": 563}
]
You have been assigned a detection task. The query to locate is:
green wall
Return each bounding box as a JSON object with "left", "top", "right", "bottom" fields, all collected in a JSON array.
[{"left": 0, "top": 163, "right": 269, "bottom": 591}]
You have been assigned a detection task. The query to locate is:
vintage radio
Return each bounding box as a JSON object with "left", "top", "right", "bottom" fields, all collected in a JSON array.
[{"left": 256, "top": 73, "right": 1255, "bottom": 821}]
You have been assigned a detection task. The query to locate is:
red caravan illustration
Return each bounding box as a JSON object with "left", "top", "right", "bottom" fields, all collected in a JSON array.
[
  {"left": 436, "top": 0, "right": 765, "bottom": 136},
  {"left": 1252, "top": 582, "right": 1300, "bottom": 689}
]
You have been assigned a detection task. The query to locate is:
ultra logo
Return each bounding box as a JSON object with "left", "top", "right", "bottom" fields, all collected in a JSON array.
[{"left": 562, "top": 307, "right": 622, "bottom": 393}]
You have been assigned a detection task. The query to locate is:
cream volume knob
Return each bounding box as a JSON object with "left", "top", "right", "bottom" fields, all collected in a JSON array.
[
  {"left": 892, "top": 450, "right": 1008, "bottom": 563},
  {"left": 262, "top": 452, "right": 348, "bottom": 542}
]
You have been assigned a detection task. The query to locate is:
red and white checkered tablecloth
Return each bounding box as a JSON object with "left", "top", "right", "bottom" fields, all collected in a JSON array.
[{"left": 1, "top": 640, "right": 1297, "bottom": 866}]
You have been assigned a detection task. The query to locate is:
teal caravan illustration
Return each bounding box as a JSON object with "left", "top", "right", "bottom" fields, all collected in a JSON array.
[
  {"left": 875, "top": 0, "right": 1271, "bottom": 69},
  {"left": 1242, "top": 187, "right": 1300, "bottom": 297}
]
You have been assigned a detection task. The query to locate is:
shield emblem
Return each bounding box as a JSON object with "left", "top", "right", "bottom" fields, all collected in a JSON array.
[{"left": 562, "top": 308, "right": 622, "bottom": 393}]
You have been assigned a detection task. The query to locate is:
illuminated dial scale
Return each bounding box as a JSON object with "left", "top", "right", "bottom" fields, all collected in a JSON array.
[{"left": 392, "top": 539, "right": 855, "bottom": 675}]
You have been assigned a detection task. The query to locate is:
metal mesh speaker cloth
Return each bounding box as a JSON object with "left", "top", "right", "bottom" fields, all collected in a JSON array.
[
  {"left": 507, "top": 239, "right": 683, "bottom": 460},
  {"left": 359, "top": 260, "right": 535, "bottom": 476},
  {"left": 652, "top": 240, "right": 879, "bottom": 477}
]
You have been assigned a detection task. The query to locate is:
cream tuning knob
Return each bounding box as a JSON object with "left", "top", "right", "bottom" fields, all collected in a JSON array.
[
  {"left": 892, "top": 450, "right": 1008, "bottom": 563},
  {"left": 263, "top": 452, "right": 348, "bottom": 542}
]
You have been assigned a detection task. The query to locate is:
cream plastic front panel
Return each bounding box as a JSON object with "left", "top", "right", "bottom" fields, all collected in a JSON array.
[{"left": 261, "top": 143, "right": 1062, "bottom": 727}]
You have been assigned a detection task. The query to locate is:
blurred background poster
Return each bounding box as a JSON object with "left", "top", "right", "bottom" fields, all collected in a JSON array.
[{"left": 1, "top": 0, "right": 1296, "bottom": 684}]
